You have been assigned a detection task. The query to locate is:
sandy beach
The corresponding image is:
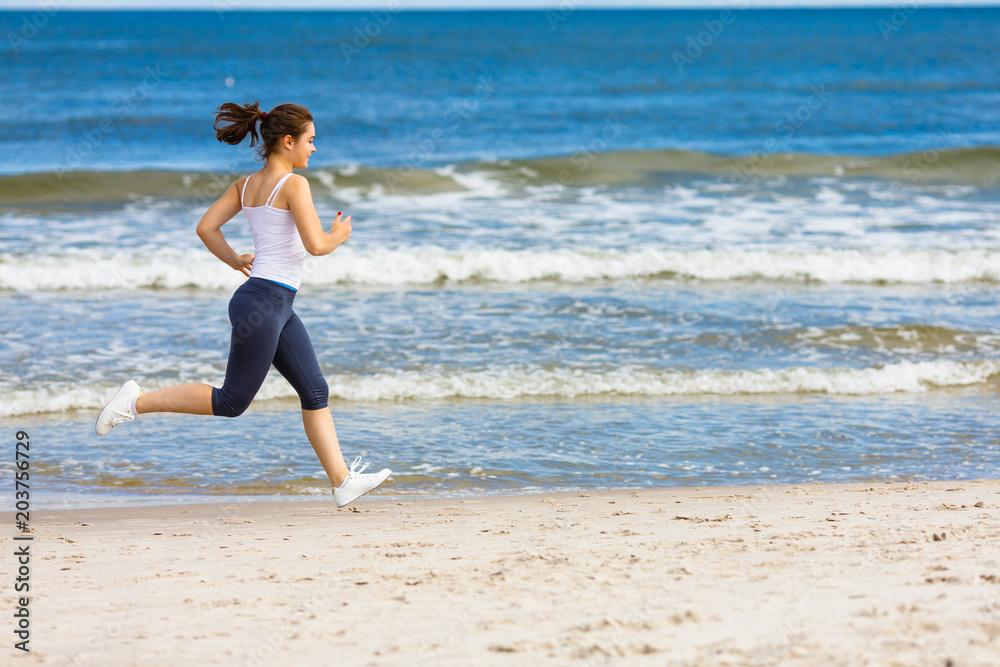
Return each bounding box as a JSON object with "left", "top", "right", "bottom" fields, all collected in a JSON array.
[
  {"left": 2, "top": 479, "right": 997, "bottom": 666},
  {"left": 4, "top": 6, "right": 1000, "bottom": 666}
]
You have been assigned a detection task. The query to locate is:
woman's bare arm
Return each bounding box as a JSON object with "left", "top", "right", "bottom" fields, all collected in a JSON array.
[
  {"left": 196, "top": 180, "right": 255, "bottom": 276},
  {"left": 284, "top": 175, "right": 352, "bottom": 256}
]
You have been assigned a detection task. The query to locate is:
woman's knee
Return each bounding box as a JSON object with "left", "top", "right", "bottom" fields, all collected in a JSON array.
[
  {"left": 213, "top": 387, "right": 254, "bottom": 418},
  {"left": 300, "top": 376, "right": 329, "bottom": 411}
]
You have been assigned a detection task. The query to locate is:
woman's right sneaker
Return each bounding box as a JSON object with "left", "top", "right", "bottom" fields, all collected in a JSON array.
[
  {"left": 334, "top": 456, "right": 392, "bottom": 507},
  {"left": 95, "top": 379, "right": 142, "bottom": 435}
]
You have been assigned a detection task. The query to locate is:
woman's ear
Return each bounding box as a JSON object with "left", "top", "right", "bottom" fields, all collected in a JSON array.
[{"left": 283, "top": 134, "right": 294, "bottom": 150}]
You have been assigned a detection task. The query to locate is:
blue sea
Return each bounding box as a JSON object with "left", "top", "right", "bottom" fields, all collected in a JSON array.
[{"left": 2, "top": 8, "right": 999, "bottom": 509}]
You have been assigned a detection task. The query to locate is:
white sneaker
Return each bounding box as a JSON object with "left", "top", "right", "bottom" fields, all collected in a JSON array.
[
  {"left": 95, "top": 380, "right": 142, "bottom": 436},
  {"left": 334, "top": 456, "right": 392, "bottom": 508}
]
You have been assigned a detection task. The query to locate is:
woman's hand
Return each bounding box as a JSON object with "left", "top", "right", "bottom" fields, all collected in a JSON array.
[
  {"left": 287, "top": 177, "right": 351, "bottom": 256},
  {"left": 230, "top": 253, "right": 255, "bottom": 276},
  {"left": 329, "top": 211, "right": 353, "bottom": 249}
]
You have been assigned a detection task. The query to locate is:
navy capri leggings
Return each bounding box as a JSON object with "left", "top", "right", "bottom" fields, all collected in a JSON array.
[{"left": 211, "top": 278, "right": 329, "bottom": 417}]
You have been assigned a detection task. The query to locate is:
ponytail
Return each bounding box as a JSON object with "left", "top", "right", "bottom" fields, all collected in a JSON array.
[
  {"left": 214, "top": 101, "right": 265, "bottom": 149},
  {"left": 213, "top": 101, "right": 313, "bottom": 161}
]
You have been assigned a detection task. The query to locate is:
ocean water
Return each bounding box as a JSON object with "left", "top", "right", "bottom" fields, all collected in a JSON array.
[{"left": 1, "top": 8, "right": 999, "bottom": 509}]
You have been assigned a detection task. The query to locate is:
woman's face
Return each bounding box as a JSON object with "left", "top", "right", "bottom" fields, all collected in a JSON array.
[{"left": 288, "top": 122, "right": 316, "bottom": 169}]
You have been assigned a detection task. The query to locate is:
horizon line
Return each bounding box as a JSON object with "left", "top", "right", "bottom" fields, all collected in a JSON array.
[{"left": 2, "top": 2, "right": 1000, "bottom": 9}]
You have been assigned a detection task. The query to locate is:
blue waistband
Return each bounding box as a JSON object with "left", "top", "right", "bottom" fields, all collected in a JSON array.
[
  {"left": 243, "top": 277, "right": 297, "bottom": 300},
  {"left": 262, "top": 278, "right": 297, "bottom": 292}
]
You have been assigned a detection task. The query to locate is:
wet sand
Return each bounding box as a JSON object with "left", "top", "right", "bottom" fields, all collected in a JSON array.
[{"left": 4, "top": 479, "right": 1000, "bottom": 666}]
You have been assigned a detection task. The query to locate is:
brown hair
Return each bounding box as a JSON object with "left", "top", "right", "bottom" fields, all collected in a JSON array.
[{"left": 213, "top": 101, "right": 314, "bottom": 160}]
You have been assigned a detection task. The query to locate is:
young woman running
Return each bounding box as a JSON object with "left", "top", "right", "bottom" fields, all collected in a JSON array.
[{"left": 95, "top": 102, "right": 391, "bottom": 508}]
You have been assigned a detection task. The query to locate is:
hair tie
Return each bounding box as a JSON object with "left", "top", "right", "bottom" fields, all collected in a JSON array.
[{"left": 261, "top": 111, "right": 267, "bottom": 121}]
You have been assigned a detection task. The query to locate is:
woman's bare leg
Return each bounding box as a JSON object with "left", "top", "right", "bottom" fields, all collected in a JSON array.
[
  {"left": 134, "top": 384, "right": 214, "bottom": 415},
  {"left": 135, "top": 387, "right": 352, "bottom": 486},
  {"left": 301, "top": 407, "right": 350, "bottom": 487}
]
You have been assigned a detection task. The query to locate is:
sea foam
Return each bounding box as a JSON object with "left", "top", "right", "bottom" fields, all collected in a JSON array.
[
  {"left": 2, "top": 246, "right": 999, "bottom": 292},
  {"left": 6, "top": 359, "right": 997, "bottom": 417}
]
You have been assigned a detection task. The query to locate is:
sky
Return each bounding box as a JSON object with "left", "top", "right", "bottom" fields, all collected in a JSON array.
[{"left": 1, "top": 0, "right": 999, "bottom": 8}]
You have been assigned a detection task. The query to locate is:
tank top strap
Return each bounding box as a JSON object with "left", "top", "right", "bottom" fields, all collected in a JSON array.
[
  {"left": 240, "top": 174, "right": 252, "bottom": 207},
  {"left": 265, "top": 173, "right": 294, "bottom": 208}
]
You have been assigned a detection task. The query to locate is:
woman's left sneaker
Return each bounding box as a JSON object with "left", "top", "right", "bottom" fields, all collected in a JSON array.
[
  {"left": 334, "top": 456, "right": 392, "bottom": 507},
  {"left": 95, "top": 379, "right": 142, "bottom": 435}
]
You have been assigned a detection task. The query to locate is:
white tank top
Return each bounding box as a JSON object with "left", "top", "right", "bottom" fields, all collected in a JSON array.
[{"left": 241, "top": 172, "right": 307, "bottom": 290}]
